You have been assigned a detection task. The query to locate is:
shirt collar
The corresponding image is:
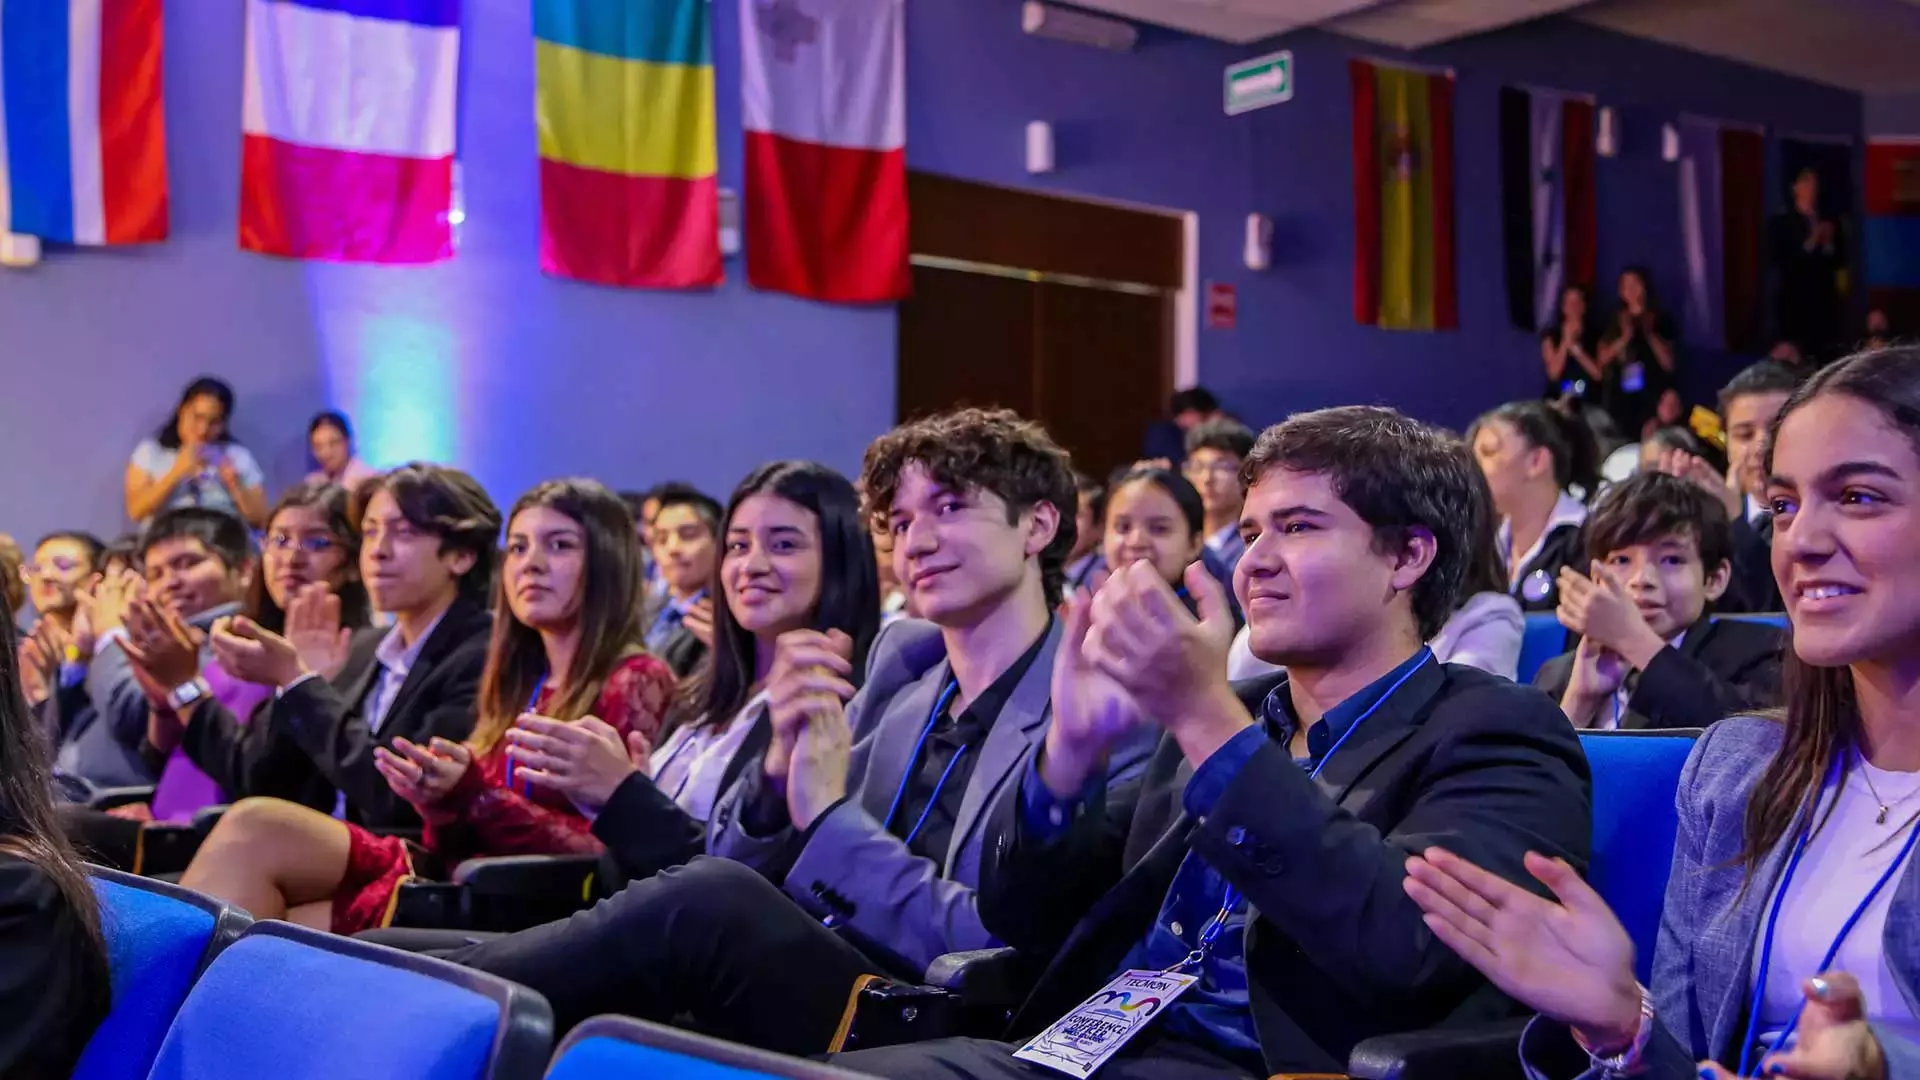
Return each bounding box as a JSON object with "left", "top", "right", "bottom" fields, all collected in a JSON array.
[
  {"left": 1206, "top": 522, "right": 1241, "bottom": 553},
  {"left": 668, "top": 589, "right": 707, "bottom": 617},
  {"left": 1260, "top": 646, "right": 1434, "bottom": 768},
  {"left": 376, "top": 606, "right": 449, "bottom": 676},
  {"left": 948, "top": 619, "right": 1054, "bottom": 730},
  {"left": 1498, "top": 490, "right": 1589, "bottom": 583}
]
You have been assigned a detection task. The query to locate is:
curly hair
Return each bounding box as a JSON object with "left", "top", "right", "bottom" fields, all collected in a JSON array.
[{"left": 861, "top": 408, "right": 1078, "bottom": 604}]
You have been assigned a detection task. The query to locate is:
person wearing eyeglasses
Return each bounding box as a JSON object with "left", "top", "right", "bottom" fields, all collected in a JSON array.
[{"left": 1183, "top": 420, "right": 1257, "bottom": 580}]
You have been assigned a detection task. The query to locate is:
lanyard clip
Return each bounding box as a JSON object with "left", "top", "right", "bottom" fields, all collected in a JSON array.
[{"left": 1163, "top": 949, "right": 1205, "bottom": 975}]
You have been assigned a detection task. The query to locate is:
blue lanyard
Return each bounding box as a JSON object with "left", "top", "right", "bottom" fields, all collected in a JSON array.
[
  {"left": 1737, "top": 754, "right": 1920, "bottom": 1077},
  {"left": 1171, "top": 650, "right": 1437, "bottom": 973},
  {"left": 503, "top": 674, "right": 548, "bottom": 796},
  {"left": 882, "top": 680, "right": 962, "bottom": 848}
]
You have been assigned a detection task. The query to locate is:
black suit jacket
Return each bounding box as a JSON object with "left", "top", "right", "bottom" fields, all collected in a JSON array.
[
  {"left": 1531, "top": 616, "right": 1784, "bottom": 730},
  {"left": 0, "top": 854, "right": 107, "bottom": 1080},
  {"left": 590, "top": 707, "right": 770, "bottom": 880},
  {"left": 978, "top": 663, "right": 1592, "bottom": 1075},
  {"left": 1513, "top": 523, "right": 1586, "bottom": 613},
  {"left": 1720, "top": 514, "right": 1781, "bottom": 614},
  {"left": 181, "top": 594, "right": 492, "bottom": 828}
]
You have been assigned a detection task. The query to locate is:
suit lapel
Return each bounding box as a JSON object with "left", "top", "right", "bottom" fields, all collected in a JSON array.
[
  {"left": 1707, "top": 820, "right": 1798, "bottom": 1056},
  {"left": 948, "top": 623, "right": 1063, "bottom": 867},
  {"left": 1307, "top": 657, "right": 1447, "bottom": 806},
  {"left": 338, "top": 630, "right": 387, "bottom": 714}
]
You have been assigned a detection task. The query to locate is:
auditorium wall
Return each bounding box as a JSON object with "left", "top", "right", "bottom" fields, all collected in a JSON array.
[{"left": 0, "top": 0, "right": 1862, "bottom": 541}]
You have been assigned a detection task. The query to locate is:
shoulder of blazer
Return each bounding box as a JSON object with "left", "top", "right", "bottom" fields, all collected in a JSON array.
[
  {"left": 861, "top": 618, "right": 949, "bottom": 692},
  {"left": 1679, "top": 715, "right": 1784, "bottom": 822},
  {"left": 1230, "top": 670, "right": 1289, "bottom": 713},
  {"left": 417, "top": 595, "right": 493, "bottom": 669},
  {"left": 1430, "top": 664, "right": 1577, "bottom": 747}
]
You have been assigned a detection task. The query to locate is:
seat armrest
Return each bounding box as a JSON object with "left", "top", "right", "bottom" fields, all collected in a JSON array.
[
  {"left": 135, "top": 822, "right": 208, "bottom": 877},
  {"left": 453, "top": 854, "right": 602, "bottom": 898},
  {"left": 190, "top": 803, "right": 232, "bottom": 833},
  {"left": 923, "top": 947, "right": 1028, "bottom": 1004},
  {"left": 89, "top": 785, "right": 157, "bottom": 811},
  {"left": 1346, "top": 1018, "right": 1529, "bottom": 1080}
]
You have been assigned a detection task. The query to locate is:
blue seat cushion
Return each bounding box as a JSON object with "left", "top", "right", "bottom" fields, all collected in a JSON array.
[
  {"left": 71, "top": 878, "right": 218, "bottom": 1080},
  {"left": 149, "top": 934, "right": 500, "bottom": 1080},
  {"left": 1580, "top": 733, "right": 1693, "bottom": 984}
]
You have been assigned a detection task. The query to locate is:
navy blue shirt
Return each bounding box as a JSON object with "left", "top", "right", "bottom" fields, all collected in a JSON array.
[{"left": 1021, "top": 647, "right": 1436, "bottom": 1072}]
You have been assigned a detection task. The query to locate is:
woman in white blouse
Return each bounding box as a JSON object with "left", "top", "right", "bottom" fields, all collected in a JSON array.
[
  {"left": 1403, "top": 348, "right": 1920, "bottom": 1080},
  {"left": 505, "top": 461, "right": 881, "bottom": 876}
]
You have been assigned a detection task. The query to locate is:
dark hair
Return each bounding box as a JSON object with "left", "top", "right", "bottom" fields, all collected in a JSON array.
[
  {"left": 1242, "top": 406, "right": 1477, "bottom": 641},
  {"left": 1170, "top": 387, "right": 1220, "bottom": 416},
  {"left": 1742, "top": 346, "right": 1920, "bottom": 880},
  {"left": 1107, "top": 467, "right": 1205, "bottom": 538},
  {"left": 31, "top": 531, "right": 106, "bottom": 569},
  {"left": 1583, "top": 472, "right": 1732, "bottom": 573},
  {"left": 683, "top": 462, "right": 882, "bottom": 734},
  {"left": 99, "top": 535, "right": 139, "bottom": 578},
  {"left": 617, "top": 491, "right": 649, "bottom": 523},
  {"left": 861, "top": 407, "right": 1077, "bottom": 605},
  {"left": 156, "top": 376, "right": 236, "bottom": 450},
  {"left": 0, "top": 538, "right": 20, "bottom": 615},
  {"left": 471, "top": 479, "right": 647, "bottom": 754},
  {"left": 1718, "top": 360, "right": 1804, "bottom": 416},
  {"left": 652, "top": 484, "right": 722, "bottom": 537},
  {"left": 1618, "top": 264, "right": 1660, "bottom": 308},
  {"left": 245, "top": 482, "right": 373, "bottom": 636},
  {"left": 1470, "top": 400, "right": 1601, "bottom": 496},
  {"left": 1075, "top": 472, "right": 1109, "bottom": 530},
  {"left": 1459, "top": 465, "right": 1508, "bottom": 601},
  {"left": 1184, "top": 418, "right": 1256, "bottom": 461},
  {"left": 1542, "top": 283, "right": 1596, "bottom": 337},
  {"left": 0, "top": 615, "right": 110, "bottom": 1041},
  {"left": 305, "top": 410, "right": 354, "bottom": 469},
  {"left": 351, "top": 464, "right": 502, "bottom": 604},
  {"left": 137, "top": 507, "right": 253, "bottom": 574}
]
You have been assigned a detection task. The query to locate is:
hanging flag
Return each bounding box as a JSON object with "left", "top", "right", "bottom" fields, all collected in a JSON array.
[
  {"left": 239, "top": 0, "right": 460, "bottom": 264},
  {"left": 1498, "top": 87, "right": 1596, "bottom": 331},
  {"left": 1720, "top": 128, "right": 1766, "bottom": 354},
  {"left": 1865, "top": 139, "right": 1920, "bottom": 333},
  {"left": 535, "top": 0, "right": 720, "bottom": 289},
  {"left": 1676, "top": 120, "right": 1765, "bottom": 353},
  {"left": 741, "top": 0, "right": 908, "bottom": 303},
  {"left": 0, "top": 0, "right": 168, "bottom": 245},
  {"left": 1350, "top": 59, "right": 1456, "bottom": 331}
]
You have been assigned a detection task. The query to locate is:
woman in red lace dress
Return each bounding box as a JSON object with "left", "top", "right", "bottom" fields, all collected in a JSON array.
[{"left": 178, "top": 479, "right": 673, "bottom": 934}]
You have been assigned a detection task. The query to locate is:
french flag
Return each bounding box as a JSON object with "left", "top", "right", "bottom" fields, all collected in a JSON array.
[
  {"left": 742, "top": 0, "right": 908, "bottom": 303},
  {"left": 0, "top": 0, "right": 169, "bottom": 245},
  {"left": 240, "top": 0, "right": 460, "bottom": 264}
]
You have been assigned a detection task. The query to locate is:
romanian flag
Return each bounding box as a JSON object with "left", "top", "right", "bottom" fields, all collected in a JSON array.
[
  {"left": 535, "top": 0, "right": 720, "bottom": 289},
  {"left": 1351, "top": 59, "right": 1456, "bottom": 331},
  {"left": 1, "top": 0, "right": 168, "bottom": 245}
]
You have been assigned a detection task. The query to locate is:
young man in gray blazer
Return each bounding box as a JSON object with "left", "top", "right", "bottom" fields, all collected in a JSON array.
[{"left": 443, "top": 408, "right": 1154, "bottom": 1051}]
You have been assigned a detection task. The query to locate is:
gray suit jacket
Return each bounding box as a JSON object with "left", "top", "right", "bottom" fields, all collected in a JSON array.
[
  {"left": 1522, "top": 716, "right": 1920, "bottom": 1078},
  {"left": 708, "top": 617, "right": 1154, "bottom": 975}
]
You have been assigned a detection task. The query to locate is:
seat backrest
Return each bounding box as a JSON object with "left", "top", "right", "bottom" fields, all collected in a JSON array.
[
  {"left": 1515, "top": 613, "right": 1567, "bottom": 685},
  {"left": 546, "top": 1015, "right": 873, "bottom": 1080},
  {"left": 149, "top": 921, "right": 553, "bottom": 1080},
  {"left": 1578, "top": 729, "right": 1700, "bottom": 984},
  {"left": 72, "top": 868, "right": 251, "bottom": 1080}
]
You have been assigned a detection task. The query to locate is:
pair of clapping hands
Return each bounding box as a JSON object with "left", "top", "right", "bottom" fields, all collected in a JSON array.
[{"left": 1554, "top": 560, "right": 1670, "bottom": 713}]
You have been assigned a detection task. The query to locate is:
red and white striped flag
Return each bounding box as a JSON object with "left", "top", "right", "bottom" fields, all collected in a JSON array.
[{"left": 741, "top": 0, "right": 908, "bottom": 303}]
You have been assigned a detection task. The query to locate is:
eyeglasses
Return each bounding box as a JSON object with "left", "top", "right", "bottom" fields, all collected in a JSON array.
[
  {"left": 266, "top": 533, "right": 339, "bottom": 555},
  {"left": 19, "top": 556, "right": 84, "bottom": 581},
  {"left": 1183, "top": 462, "right": 1240, "bottom": 480}
]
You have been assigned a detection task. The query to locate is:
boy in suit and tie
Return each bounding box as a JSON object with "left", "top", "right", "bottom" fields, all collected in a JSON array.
[
  {"left": 1535, "top": 471, "right": 1785, "bottom": 730},
  {"left": 839, "top": 406, "right": 1592, "bottom": 1079},
  {"left": 442, "top": 409, "right": 1153, "bottom": 1052}
]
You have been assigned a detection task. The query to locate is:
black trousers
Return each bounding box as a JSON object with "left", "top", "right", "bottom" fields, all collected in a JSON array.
[
  {"left": 834, "top": 1034, "right": 1257, "bottom": 1079},
  {"left": 445, "top": 856, "right": 881, "bottom": 1056}
]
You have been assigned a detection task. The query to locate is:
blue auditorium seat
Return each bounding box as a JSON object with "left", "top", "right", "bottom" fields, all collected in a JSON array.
[
  {"left": 546, "top": 1016, "right": 873, "bottom": 1080},
  {"left": 1579, "top": 728, "right": 1700, "bottom": 983},
  {"left": 72, "top": 867, "right": 251, "bottom": 1080},
  {"left": 148, "top": 921, "right": 553, "bottom": 1080},
  {"left": 1515, "top": 612, "right": 1567, "bottom": 684}
]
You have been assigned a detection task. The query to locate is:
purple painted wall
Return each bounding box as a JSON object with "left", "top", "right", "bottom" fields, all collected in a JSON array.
[{"left": 0, "top": 0, "right": 1862, "bottom": 542}]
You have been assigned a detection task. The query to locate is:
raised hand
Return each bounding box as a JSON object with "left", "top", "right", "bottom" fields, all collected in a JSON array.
[
  {"left": 505, "top": 714, "right": 641, "bottom": 815},
  {"left": 1733, "top": 972, "right": 1887, "bottom": 1080},
  {"left": 122, "top": 597, "right": 204, "bottom": 693},
  {"left": 207, "top": 615, "right": 307, "bottom": 689},
  {"left": 17, "top": 635, "right": 54, "bottom": 707},
  {"left": 1571, "top": 561, "right": 1665, "bottom": 668},
  {"left": 786, "top": 697, "right": 853, "bottom": 830},
  {"left": 1039, "top": 588, "right": 1146, "bottom": 797},
  {"left": 1654, "top": 446, "right": 1742, "bottom": 519},
  {"left": 90, "top": 569, "right": 144, "bottom": 637},
  {"left": 1560, "top": 635, "right": 1627, "bottom": 728},
  {"left": 683, "top": 596, "right": 715, "bottom": 649},
  {"left": 1405, "top": 847, "right": 1642, "bottom": 1053},
  {"left": 284, "top": 583, "right": 351, "bottom": 682}
]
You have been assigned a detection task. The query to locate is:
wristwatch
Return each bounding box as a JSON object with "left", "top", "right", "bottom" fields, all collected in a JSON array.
[
  {"left": 1572, "top": 983, "right": 1656, "bottom": 1075},
  {"left": 166, "top": 678, "right": 212, "bottom": 712}
]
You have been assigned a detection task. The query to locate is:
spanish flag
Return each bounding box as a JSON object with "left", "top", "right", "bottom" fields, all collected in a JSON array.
[
  {"left": 1351, "top": 59, "right": 1456, "bottom": 331},
  {"left": 535, "top": 0, "right": 721, "bottom": 289}
]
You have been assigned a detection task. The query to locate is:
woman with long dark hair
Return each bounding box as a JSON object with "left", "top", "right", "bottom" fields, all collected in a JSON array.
[
  {"left": 0, "top": 617, "right": 111, "bottom": 1077},
  {"left": 304, "top": 410, "right": 376, "bottom": 493},
  {"left": 502, "top": 461, "right": 881, "bottom": 879},
  {"left": 1542, "top": 283, "right": 1604, "bottom": 406},
  {"left": 1598, "top": 266, "right": 1681, "bottom": 439},
  {"left": 1470, "top": 400, "right": 1599, "bottom": 611},
  {"left": 125, "top": 376, "right": 268, "bottom": 528},
  {"left": 1405, "top": 347, "right": 1920, "bottom": 1079},
  {"left": 178, "top": 478, "right": 675, "bottom": 934}
]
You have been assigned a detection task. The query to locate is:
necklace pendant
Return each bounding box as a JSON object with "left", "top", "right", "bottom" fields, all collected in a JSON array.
[{"left": 1879, "top": 804, "right": 1891, "bottom": 825}]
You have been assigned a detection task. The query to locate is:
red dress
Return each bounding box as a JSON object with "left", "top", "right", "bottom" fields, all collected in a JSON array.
[{"left": 330, "top": 653, "right": 674, "bottom": 933}]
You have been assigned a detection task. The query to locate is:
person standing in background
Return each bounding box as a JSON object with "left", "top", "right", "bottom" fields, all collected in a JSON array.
[
  {"left": 125, "top": 377, "right": 269, "bottom": 529},
  {"left": 305, "top": 411, "right": 376, "bottom": 493},
  {"left": 1597, "top": 267, "right": 1680, "bottom": 439},
  {"left": 1771, "top": 167, "right": 1846, "bottom": 361}
]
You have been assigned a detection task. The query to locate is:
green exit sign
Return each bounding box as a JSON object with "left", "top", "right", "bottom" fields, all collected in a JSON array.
[{"left": 1225, "top": 50, "right": 1293, "bottom": 115}]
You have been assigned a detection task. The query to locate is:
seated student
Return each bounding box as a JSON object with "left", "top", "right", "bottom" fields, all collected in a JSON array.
[
  {"left": 16, "top": 531, "right": 105, "bottom": 723},
  {"left": 1405, "top": 347, "right": 1920, "bottom": 1080},
  {"left": 1637, "top": 424, "right": 1715, "bottom": 476},
  {"left": 0, "top": 618, "right": 111, "bottom": 1079},
  {"left": 438, "top": 407, "right": 1154, "bottom": 1050},
  {"left": 1228, "top": 463, "right": 1524, "bottom": 681},
  {"left": 56, "top": 484, "right": 373, "bottom": 868},
  {"left": 1534, "top": 472, "right": 1783, "bottom": 730},
  {"left": 1183, "top": 419, "right": 1257, "bottom": 578},
  {"left": 838, "top": 406, "right": 1591, "bottom": 1079},
  {"left": 1104, "top": 466, "right": 1243, "bottom": 628},
  {"left": 47, "top": 509, "right": 253, "bottom": 793},
  {"left": 1063, "top": 472, "right": 1106, "bottom": 597},
  {"left": 503, "top": 461, "right": 882, "bottom": 879},
  {"left": 179, "top": 479, "right": 674, "bottom": 933},
  {"left": 644, "top": 483, "right": 721, "bottom": 678},
  {"left": 125, "top": 376, "right": 269, "bottom": 528},
  {"left": 1471, "top": 400, "right": 1598, "bottom": 611},
  {"left": 176, "top": 464, "right": 497, "bottom": 830}
]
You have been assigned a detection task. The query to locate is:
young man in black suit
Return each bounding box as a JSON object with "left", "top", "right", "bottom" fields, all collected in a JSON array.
[
  {"left": 177, "top": 463, "right": 499, "bottom": 829},
  {"left": 840, "top": 406, "right": 1592, "bottom": 1079},
  {"left": 1535, "top": 471, "right": 1783, "bottom": 730}
]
